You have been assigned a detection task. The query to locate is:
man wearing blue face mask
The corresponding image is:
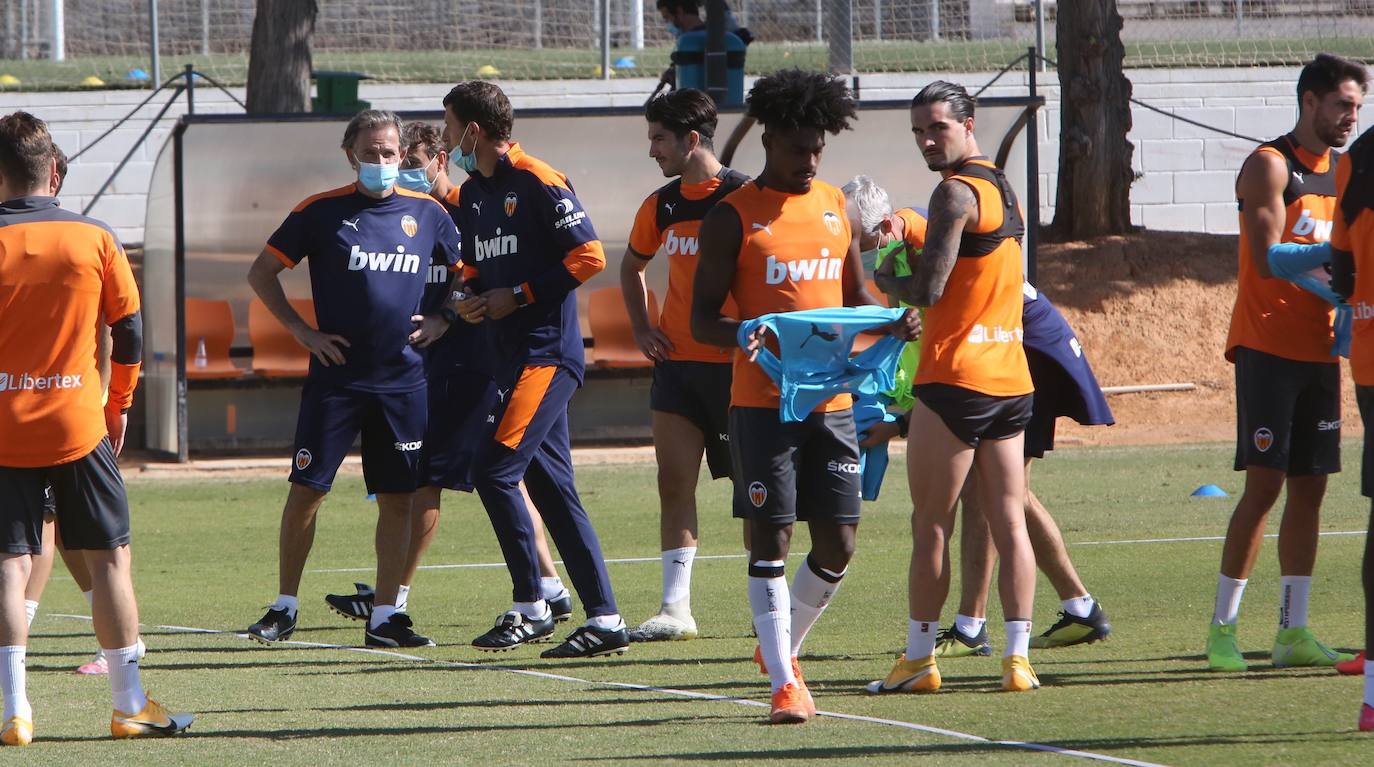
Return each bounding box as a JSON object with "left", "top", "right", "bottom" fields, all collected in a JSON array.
[{"left": 244, "top": 109, "right": 463, "bottom": 650}]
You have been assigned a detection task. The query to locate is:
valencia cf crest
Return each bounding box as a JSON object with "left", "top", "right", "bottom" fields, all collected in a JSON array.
[
  {"left": 748, "top": 481, "right": 768, "bottom": 508},
  {"left": 295, "top": 448, "right": 313, "bottom": 470},
  {"left": 1253, "top": 427, "right": 1274, "bottom": 453},
  {"left": 822, "top": 210, "right": 842, "bottom": 236},
  {"left": 504, "top": 191, "right": 518, "bottom": 217},
  {"left": 400, "top": 215, "right": 418, "bottom": 238}
]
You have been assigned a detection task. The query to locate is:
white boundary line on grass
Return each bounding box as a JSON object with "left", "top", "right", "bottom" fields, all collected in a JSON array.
[
  {"left": 49, "top": 613, "right": 1165, "bottom": 767},
  {"left": 309, "top": 529, "right": 1369, "bottom": 574}
]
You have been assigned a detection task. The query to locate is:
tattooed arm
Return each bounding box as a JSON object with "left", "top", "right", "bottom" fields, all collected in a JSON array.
[{"left": 875, "top": 177, "right": 977, "bottom": 307}]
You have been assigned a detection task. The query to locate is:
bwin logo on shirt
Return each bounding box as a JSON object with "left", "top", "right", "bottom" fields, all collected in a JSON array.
[
  {"left": 474, "top": 229, "right": 518, "bottom": 261},
  {"left": 664, "top": 229, "right": 699, "bottom": 256},
  {"left": 427, "top": 263, "right": 450, "bottom": 285},
  {"left": 348, "top": 244, "right": 421, "bottom": 274},
  {"left": 764, "top": 249, "right": 843, "bottom": 285},
  {"left": 1291, "top": 209, "right": 1333, "bottom": 241}
]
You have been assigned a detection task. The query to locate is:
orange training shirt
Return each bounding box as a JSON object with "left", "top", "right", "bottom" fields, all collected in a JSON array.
[
  {"left": 914, "top": 159, "right": 1033, "bottom": 397},
  {"left": 629, "top": 176, "right": 736, "bottom": 363},
  {"left": 1226, "top": 137, "right": 1337, "bottom": 363},
  {"left": 1334, "top": 149, "right": 1374, "bottom": 385},
  {"left": 723, "top": 179, "right": 853, "bottom": 412},
  {"left": 0, "top": 196, "right": 140, "bottom": 467}
]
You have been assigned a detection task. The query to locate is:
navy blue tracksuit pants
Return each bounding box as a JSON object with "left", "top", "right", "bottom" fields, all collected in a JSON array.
[{"left": 474, "top": 363, "right": 618, "bottom": 617}]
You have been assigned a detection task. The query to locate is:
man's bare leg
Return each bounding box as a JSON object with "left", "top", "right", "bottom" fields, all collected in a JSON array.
[{"left": 632, "top": 411, "right": 706, "bottom": 640}]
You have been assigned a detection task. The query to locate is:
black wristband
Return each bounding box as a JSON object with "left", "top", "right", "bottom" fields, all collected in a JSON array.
[
  {"left": 896, "top": 412, "right": 910, "bottom": 438},
  {"left": 439, "top": 307, "right": 458, "bottom": 325}
]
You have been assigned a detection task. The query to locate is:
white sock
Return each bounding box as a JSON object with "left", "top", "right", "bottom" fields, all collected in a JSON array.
[
  {"left": 396, "top": 584, "right": 410, "bottom": 613},
  {"left": 272, "top": 594, "right": 298, "bottom": 618},
  {"left": 540, "top": 576, "right": 566, "bottom": 600},
  {"left": 1365, "top": 660, "right": 1374, "bottom": 708},
  {"left": 661, "top": 546, "right": 697, "bottom": 607},
  {"left": 586, "top": 614, "right": 624, "bottom": 630},
  {"left": 789, "top": 557, "right": 845, "bottom": 657},
  {"left": 513, "top": 599, "right": 549, "bottom": 620},
  {"left": 748, "top": 561, "right": 795, "bottom": 692},
  {"left": 369, "top": 604, "right": 396, "bottom": 630},
  {"left": 907, "top": 618, "right": 939, "bottom": 660},
  {"left": 954, "top": 614, "right": 986, "bottom": 638},
  {"left": 106, "top": 643, "right": 147, "bottom": 715},
  {"left": 24, "top": 600, "right": 38, "bottom": 628},
  {"left": 1062, "top": 594, "right": 1096, "bottom": 619},
  {"left": 1278, "top": 575, "right": 1311, "bottom": 630},
  {"left": 0, "top": 646, "right": 30, "bottom": 721},
  {"left": 1005, "top": 620, "right": 1032, "bottom": 658},
  {"left": 83, "top": 589, "right": 94, "bottom": 608},
  {"left": 1212, "top": 574, "right": 1247, "bottom": 625}
]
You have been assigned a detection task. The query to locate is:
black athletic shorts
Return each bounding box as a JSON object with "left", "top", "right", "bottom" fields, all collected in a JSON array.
[
  {"left": 728, "top": 406, "right": 862, "bottom": 526},
  {"left": 914, "top": 383, "right": 1033, "bottom": 448},
  {"left": 0, "top": 438, "right": 131, "bottom": 553},
  {"left": 1232, "top": 346, "right": 1340, "bottom": 476},
  {"left": 651, "top": 360, "right": 733, "bottom": 479}
]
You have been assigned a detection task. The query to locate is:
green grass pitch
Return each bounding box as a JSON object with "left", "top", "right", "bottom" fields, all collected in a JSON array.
[{"left": 15, "top": 441, "right": 1371, "bottom": 764}]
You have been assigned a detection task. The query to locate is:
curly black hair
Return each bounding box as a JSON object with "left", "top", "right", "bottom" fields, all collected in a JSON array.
[{"left": 745, "top": 68, "right": 856, "bottom": 135}]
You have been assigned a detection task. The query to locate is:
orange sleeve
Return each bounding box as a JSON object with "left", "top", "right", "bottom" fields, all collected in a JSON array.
[
  {"left": 105, "top": 360, "right": 141, "bottom": 413},
  {"left": 628, "top": 193, "right": 662, "bottom": 258},
  {"left": 1333, "top": 153, "right": 1353, "bottom": 251},
  {"left": 101, "top": 238, "right": 141, "bottom": 324},
  {"left": 562, "top": 240, "right": 606, "bottom": 284},
  {"left": 898, "top": 208, "right": 928, "bottom": 249}
]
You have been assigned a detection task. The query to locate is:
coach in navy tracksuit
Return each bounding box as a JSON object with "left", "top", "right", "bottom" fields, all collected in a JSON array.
[{"left": 443, "top": 81, "right": 628, "bottom": 658}]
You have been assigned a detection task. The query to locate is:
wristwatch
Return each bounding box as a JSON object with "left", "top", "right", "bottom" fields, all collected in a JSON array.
[{"left": 512, "top": 284, "right": 529, "bottom": 307}]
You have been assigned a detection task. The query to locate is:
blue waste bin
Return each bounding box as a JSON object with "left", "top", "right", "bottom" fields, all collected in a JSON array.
[{"left": 671, "top": 30, "right": 746, "bottom": 106}]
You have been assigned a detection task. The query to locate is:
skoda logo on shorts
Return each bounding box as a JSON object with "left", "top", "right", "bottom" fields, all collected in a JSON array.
[
  {"left": 748, "top": 481, "right": 768, "bottom": 508},
  {"left": 295, "top": 449, "right": 313, "bottom": 470},
  {"left": 1253, "top": 428, "right": 1274, "bottom": 453}
]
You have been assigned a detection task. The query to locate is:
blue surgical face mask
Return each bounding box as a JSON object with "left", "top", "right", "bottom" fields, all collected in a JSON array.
[
  {"left": 397, "top": 157, "right": 436, "bottom": 193},
  {"left": 450, "top": 125, "right": 478, "bottom": 174},
  {"left": 357, "top": 160, "right": 399, "bottom": 194}
]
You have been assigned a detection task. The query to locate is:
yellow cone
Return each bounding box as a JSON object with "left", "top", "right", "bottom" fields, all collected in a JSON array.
[
  {"left": 0, "top": 74, "right": 19, "bottom": 87},
  {"left": 476, "top": 64, "right": 500, "bottom": 79},
  {"left": 81, "top": 75, "right": 105, "bottom": 87}
]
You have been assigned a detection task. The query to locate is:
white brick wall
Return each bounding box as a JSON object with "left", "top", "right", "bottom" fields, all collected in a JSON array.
[{"left": 18, "top": 66, "right": 1374, "bottom": 240}]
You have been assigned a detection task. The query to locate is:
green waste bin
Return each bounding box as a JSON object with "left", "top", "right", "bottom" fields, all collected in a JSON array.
[{"left": 312, "top": 71, "right": 371, "bottom": 114}]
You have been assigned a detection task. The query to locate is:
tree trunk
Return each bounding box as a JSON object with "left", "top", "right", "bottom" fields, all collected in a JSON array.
[
  {"left": 245, "top": 0, "right": 317, "bottom": 114},
  {"left": 1051, "top": 0, "right": 1134, "bottom": 239}
]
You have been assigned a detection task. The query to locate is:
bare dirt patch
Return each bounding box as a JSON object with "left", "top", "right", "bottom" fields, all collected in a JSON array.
[{"left": 1039, "top": 230, "right": 1360, "bottom": 447}]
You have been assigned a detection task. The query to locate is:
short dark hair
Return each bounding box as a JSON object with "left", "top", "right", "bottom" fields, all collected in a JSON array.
[
  {"left": 911, "top": 80, "right": 975, "bottom": 122},
  {"left": 0, "top": 111, "right": 55, "bottom": 193},
  {"left": 443, "top": 81, "right": 514, "bottom": 142},
  {"left": 401, "top": 121, "right": 444, "bottom": 160},
  {"left": 656, "top": 0, "right": 701, "bottom": 13},
  {"left": 1297, "top": 53, "right": 1369, "bottom": 107},
  {"left": 52, "top": 144, "right": 67, "bottom": 195},
  {"left": 745, "top": 69, "right": 857, "bottom": 135},
  {"left": 645, "top": 88, "right": 718, "bottom": 149}
]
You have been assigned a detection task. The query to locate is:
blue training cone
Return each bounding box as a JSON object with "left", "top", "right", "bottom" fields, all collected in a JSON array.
[
  {"left": 366, "top": 493, "right": 376, "bottom": 501},
  {"left": 1191, "top": 484, "right": 1228, "bottom": 498}
]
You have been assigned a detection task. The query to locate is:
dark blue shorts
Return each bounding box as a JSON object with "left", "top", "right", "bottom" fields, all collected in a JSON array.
[
  {"left": 651, "top": 360, "right": 733, "bottom": 479},
  {"left": 422, "top": 368, "right": 497, "bottom": 491},
  {"left": 289, "top": 383, "right": 427, "bottom": 494}
]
